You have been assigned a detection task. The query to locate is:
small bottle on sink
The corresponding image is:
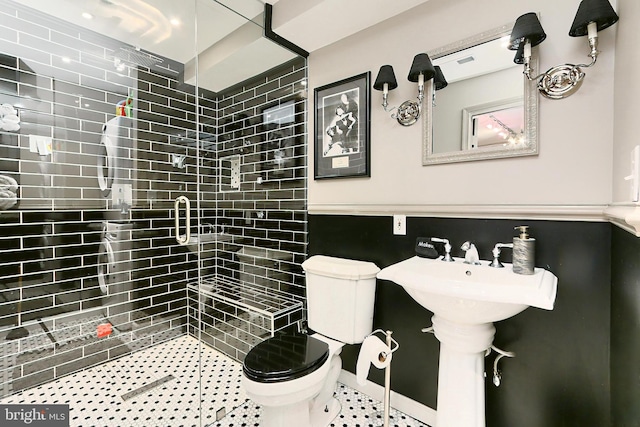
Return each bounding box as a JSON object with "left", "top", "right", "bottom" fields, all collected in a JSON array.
[{"left": 513, "top": 225, "right": 535, "bottom": 275}]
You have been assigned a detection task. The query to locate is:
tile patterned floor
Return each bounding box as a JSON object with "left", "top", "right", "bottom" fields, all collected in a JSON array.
[
  {"left": 212, "top": 384, "right": 431, "bottom": 427},
  {"left": 0, "top": 335, "right": 430, "bottom": 427}
]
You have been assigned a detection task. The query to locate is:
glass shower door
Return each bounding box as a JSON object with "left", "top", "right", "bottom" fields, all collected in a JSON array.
[
  {"left": 0, "top": 0, "right": 307, "bottom": 424},
  {"left": 0, "top": 0, "right": 206, "bottom": 424}
]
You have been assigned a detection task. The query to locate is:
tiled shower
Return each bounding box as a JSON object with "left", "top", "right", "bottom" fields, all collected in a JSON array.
[{"left": 0, "top": 0, "right": 307, "bottom": 404}]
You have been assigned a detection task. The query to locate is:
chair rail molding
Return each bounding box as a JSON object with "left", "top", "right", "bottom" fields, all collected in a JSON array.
[
  {"left": 604, "top": 203, "right": 640, "bottom": 237},
  {"left": 308, "top": 203, "right": 608, "bottom": 222},
  {"left": 310, "top": 203, "right": 640, "bottom": 237}
]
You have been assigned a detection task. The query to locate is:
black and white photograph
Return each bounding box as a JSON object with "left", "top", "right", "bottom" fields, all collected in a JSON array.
[
  {"left": 314, "top": 72, "right": 370, "bottom": 179},
  {"left": 321, "top": 88, "right": 360, "bottom": 157}
]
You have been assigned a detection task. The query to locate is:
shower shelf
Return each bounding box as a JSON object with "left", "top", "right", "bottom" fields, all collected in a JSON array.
[{"left": 188, "top": 274, "right": 303, "bottom": 339}]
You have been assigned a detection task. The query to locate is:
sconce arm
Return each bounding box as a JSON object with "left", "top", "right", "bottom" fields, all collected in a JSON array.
[
  {"left": 375, "top": 60, "right": 430, "bottom": 126},
  {"left": 521, "top": 33, "right": 602, "bottom": 100},
  {"left": 582, "top": 35, "right": 600, "bottom": 67}
]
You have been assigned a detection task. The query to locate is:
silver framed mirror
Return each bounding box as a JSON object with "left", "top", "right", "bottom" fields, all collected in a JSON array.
[{"left": 422, "top": 23, "right": 539, "bottom": 165}]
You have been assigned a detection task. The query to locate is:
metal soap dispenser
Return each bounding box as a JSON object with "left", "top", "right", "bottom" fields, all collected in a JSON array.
[{"left": 513, "top": 225, "right": 535, "bottom": 275}]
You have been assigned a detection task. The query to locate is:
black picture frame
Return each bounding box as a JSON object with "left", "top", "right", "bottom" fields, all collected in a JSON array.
[{"left": 314, "top": 72, "right": 370, "bottom": 179}]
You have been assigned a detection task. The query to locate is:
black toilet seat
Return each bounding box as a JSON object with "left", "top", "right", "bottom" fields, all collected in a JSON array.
[{"left": 243, "top": 331, "right": 330, "bottom": 383}]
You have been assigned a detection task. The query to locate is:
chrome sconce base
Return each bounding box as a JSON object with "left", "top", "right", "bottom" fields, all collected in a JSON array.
[
  {"left": 537, "top": 64, "right": 585, "bottom": 100},
  {"left": 395, "top": 100, "right": 421, "bottom": 126},
  {"left": 381, "top": 98, "right": 422, "bottom": 126}
]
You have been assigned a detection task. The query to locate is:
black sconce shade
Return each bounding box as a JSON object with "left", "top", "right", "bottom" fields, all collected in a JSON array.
[
  {"left": 509, "top": 12, "right": 547, "bottom": 50},
  {"left": 433, "top": 66, "right": 448, "bottom": 90},
  {"left": 373, "top": 65, "right": 398, "bottom": 90},
  {"left": 513, "top": 44, "right": 525, "bottom": 64},
  {"left": 569, "top": 0, "right": 619, "bottom": 36},
  {"left": 407, "top": 54, "right": 436, "bottom": 82}
]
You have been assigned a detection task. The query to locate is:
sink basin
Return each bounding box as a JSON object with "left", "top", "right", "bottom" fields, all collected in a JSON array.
[
  {"left": 377, "top": 256, "right": 558, "bottom": 324},
  {"left": 187, "top": 233, "right": 233, "bottom": 256}
]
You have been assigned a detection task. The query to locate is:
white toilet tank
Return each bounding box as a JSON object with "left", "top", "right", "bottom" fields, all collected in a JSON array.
[{"left": 301, "top": 255, "right": 380, "bottom": 345}]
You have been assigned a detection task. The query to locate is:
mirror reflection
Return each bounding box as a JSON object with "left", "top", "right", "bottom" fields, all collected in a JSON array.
[
  {"left": 423, "top": 23, "right": 538, "bottom": 165},
  {"left": 463, "top": 99, "right": 524, "bottom": 150}
]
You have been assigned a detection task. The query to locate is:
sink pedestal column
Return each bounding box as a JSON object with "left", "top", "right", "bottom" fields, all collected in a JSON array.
[{"left": 431, "top": 315, "right": 496, "bottom": 427}]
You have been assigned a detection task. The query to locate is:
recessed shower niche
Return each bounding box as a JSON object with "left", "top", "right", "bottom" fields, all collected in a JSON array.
[{"left": 220, "top": 154, "right": 241, "bottom": 192}]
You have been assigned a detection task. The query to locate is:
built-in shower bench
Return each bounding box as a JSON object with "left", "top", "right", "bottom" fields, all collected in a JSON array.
[{"left": 187, "top": 274, "right": 303, "bottom": 360}]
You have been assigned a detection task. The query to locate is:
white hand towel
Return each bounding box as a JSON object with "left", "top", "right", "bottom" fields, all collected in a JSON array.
[
  {"left": 0, "top": 189, "right": 17, "bottom": 210},
  {"left": 0, "top": 175, "right": 18, "bottom": 193}
]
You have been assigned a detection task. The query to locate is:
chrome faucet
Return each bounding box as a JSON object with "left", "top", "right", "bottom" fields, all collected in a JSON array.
[
  {"left": 460, "top": 241, "right": 481, "bottom": 265},
  {"left": 489, "top": 243, "right": 513, "bottom": 268},
  {"left": 201, "top": 222, "right": 214, "bottom": 234},
  {"left": 430, "top": 237, "right": 454, "bottom": 262}
]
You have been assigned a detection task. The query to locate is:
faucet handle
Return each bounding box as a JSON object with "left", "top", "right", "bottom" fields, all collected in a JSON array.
[
  {"left": 489, "top": 243, "right": 513, "bottom": 268},
  {"left": 430, "top": 237, "right": 454, "bottom": 262}
]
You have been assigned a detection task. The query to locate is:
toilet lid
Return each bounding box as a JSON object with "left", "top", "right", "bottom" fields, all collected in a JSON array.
[{"left": 243, "top": 331, "right": 329, "bottom": 383}]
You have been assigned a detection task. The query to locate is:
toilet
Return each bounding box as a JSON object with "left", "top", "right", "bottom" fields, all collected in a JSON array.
[{"left": 241, "top": 255, "right": 380, "bottom": 427}]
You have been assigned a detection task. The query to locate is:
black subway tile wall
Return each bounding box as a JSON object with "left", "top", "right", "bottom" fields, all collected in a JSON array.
[
  {"left": 0, "top": 0, "right": 307, "bottom": 397},
  {"left": 192, "top": 60, "right": 308, "bottom": 361}
]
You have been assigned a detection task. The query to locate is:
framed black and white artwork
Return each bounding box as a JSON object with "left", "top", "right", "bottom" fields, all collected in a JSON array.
[{"left": 313, "top": 72, "right": 370, "bottom": 179}]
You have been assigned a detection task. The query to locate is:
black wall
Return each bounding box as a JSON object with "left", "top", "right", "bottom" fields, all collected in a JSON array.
[
  {"left": 309, "top": 214, "right": 611, "bottom": 427},
  {"left": 611, "top": 226, "right": 640, "bottom": 426}
]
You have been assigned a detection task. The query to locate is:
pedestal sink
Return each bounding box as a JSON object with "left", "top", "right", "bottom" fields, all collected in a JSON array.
[{"left": 377, "top": 256, "right": 557, "bottom": 427}]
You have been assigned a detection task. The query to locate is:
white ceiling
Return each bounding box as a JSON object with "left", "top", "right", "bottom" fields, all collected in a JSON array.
[
  {"left": 14, "top": 0, "right": 431, "bottom": 92},
  {"left": 271, "top": 0, "right": 432, "bottom": 53}
]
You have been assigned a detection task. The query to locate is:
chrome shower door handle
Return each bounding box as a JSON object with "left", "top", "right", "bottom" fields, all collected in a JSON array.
[{"left": 174, "top": 195, "right": 191, "bottom": 245}]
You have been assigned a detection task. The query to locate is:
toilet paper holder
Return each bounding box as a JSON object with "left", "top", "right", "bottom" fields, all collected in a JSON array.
[
  {"left": 367, "top": 329, "right": 399, "bottom": 361},
  {"left": 367, "top": 329, "right": 399, "bottom": 427}
]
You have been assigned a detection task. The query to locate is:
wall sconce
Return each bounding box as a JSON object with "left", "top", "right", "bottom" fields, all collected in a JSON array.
[
  {"left": 509, "top": 0, "right": 619, "bottom": 100},
  {"left": 433, "top": 66, "right": 448, "bottom": 91},
  {"left": 373, "top": 54, "right": 436, "bottom": 126},
  {"left": 431, "top": 65, "right": 448, "bottom": 106}
]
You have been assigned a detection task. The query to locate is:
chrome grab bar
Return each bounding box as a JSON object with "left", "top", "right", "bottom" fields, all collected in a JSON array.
[{"left": 174, "top": 196, "right": 191, "bottom": 245}]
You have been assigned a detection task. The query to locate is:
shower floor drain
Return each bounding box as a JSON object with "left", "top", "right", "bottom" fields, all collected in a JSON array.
[{"left": 121, "top": 374, "right": 175, "bottom": 401}]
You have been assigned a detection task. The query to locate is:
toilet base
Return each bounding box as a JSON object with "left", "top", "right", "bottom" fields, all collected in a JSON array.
[
  {"left": 261, "top": 401, "right": 310, "bottom": 427},
  {"left": 260, "top": 395, "right": 341, "bottom": 427},
  {"left": 310, "top": 396, "right": 341, "bottom": 427}
]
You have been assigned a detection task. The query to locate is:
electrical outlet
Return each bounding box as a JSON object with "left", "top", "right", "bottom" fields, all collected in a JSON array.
[{"left": 393, "top": 214, "right": 406, "bottom": 235}]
